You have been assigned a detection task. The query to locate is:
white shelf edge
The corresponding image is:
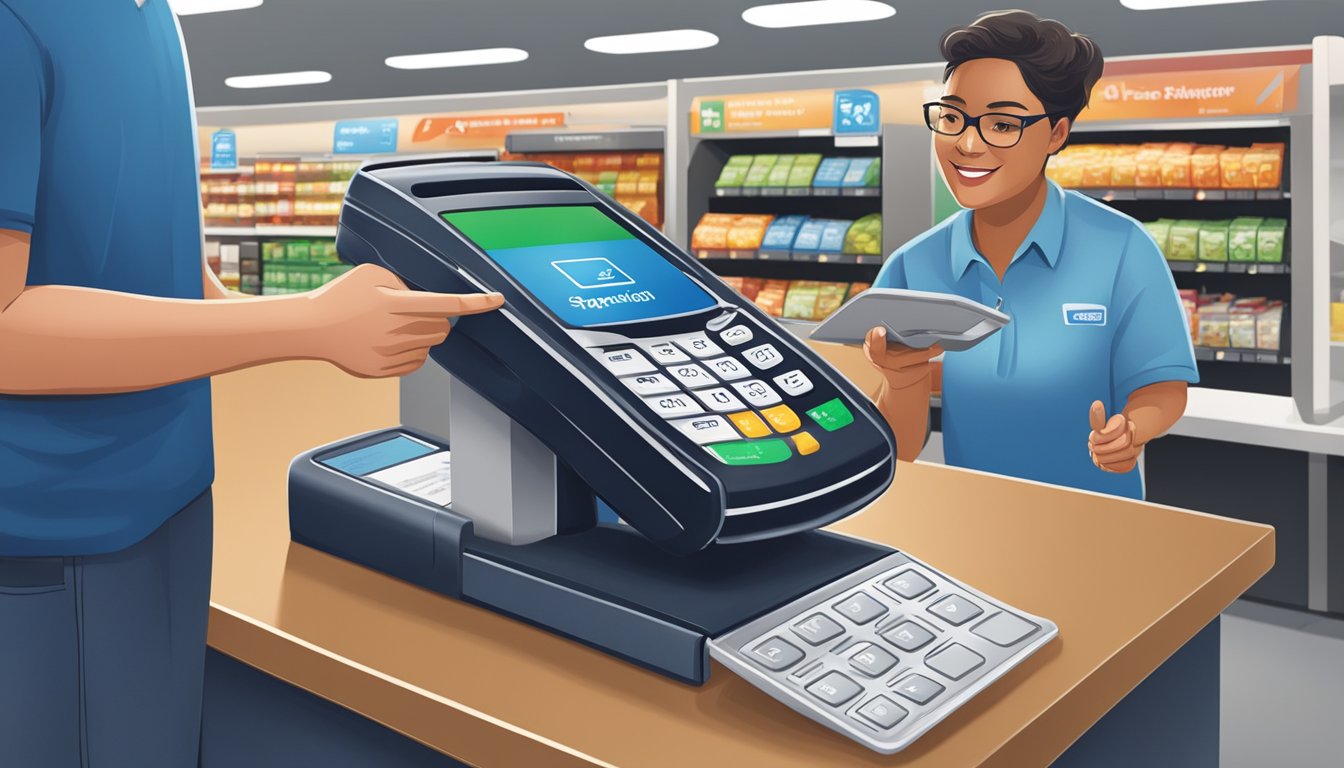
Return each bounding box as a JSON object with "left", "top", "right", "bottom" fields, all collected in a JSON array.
[
  {"left": 205, "top": 226, "right": 338, "bottom": 238},
  {"left": 1169, "top": 388, "right": 1344, "bottom": 457},
  {"left": 1071, "top": 116, "right": 1294, "bottom": 133}
]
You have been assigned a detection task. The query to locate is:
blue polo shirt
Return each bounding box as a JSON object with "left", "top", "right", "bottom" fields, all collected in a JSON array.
[
  {"left": 0, "top": 0, "right": 213, "bottom": 555},
  {"left": 874, "top": 181, "right": 1198, "bottom": 499}
]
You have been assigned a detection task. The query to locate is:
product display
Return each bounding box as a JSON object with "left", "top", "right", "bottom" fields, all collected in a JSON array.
[
  {"left": 1188, "top": 292, "right": 1286, "bottom": 353},
  {"left": 1048, "top": 142, "right": 1286, "bottom": 191},
  {"left": 506, "top": 150, "right": 664, "bottom": 228},
  {"left": 693, "top": 212, "right": 883, "bottom": 264},
  {"left": 713, "top": 155, "right": 878, "bottom": 193},
  {"left": 1146, "top": 217, "right": 1287, "bottom": 264},
  {"left": 843, "top": 214, "right": 883, "bottom": 258},
  {"left": 259, "top": 238, "right": 352, "bottom": 295},
  {"left": 719, "top": 276, "right": 869, "bottom": 322}
]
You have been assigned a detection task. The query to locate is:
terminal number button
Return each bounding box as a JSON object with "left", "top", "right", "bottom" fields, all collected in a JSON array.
[
  {"left": 806, "top": 398, "right": 855, "bottom": 432},
  {"left": 882, "top": 621, "right": 934, "bottom": 652},
  {"left": 732, "top": 379, "right": 782, "bottom": 408},
  {"left": 748, "top": 636, "right": 805, "bottom": 672},
  {"left": 592, "top": 348, "right": 655, "bottom": 376},
  {"left": 642, "top": 393, "right": 704, "bottom": 419},
  {"left": 805, "top": 672, "right": 863, "bottom": 707},
  {"left": 791, "top": 432, "right": 820, "bottom": 456},
  {"left": 885, "top": 569, "right": 935, "bottom": 599},
  {"left": 705, "top": 357, "right": 751, "bottom": 381},
  {"left": 672, "top": 332, "right": 724, "bottom": 359},
  {"left": 833, "top": 592, "right": 888, "bottom": 625},
  {"left": 928, "top": 594, "right": 984, "bottom": 627},
  {"left": 727, "top": 411, "right": 771, "bottom": 439},
  {"left": 791, "top": 613, "right": 845, "bottom": 645},
  {"left": 693, "top": 387, "right": 747, "bottom": 413},
  {"left": 773, "top": 369, "right": 814, "bottom": 397},
  {"left": 621, "top": 373, "right": 679, "bottom": 396},
  {"left": 667, "top": 363, "right": 718, "bottom": 390},
  {"left": 893, "top": 673, "right": 945, "bottom": 705},
  {"left": 971, "top": 612, "right": 1039, "bottom": 647},
  {"left": 848, "top": 644, "right": 898, "bottom": 677},
  {"left": 641, "top": 341, "right": 690, "bottom": 364},
  {"left": 743, "top": 343, "right": 784, "bottom": 370},
  {"left": 925, "top": 643, "right": 986, "bottom": 681},
  {"left": 720, "top": 324, "right": 754, "bottom": 346},
  {"left": 706, "top": 439, "right": 792, "bottom": 466},
  {"left": 670, "top": 415, "right": 741, "bottom": 446},
  {"left": 854, "top": 695, "right": 908, "bottom": 730},
  {"left": 761, "top": 404, "right": 802, "bottom": 434}
]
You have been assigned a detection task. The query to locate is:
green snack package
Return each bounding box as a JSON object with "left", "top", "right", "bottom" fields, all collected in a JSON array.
[
  {"left": 715, "top": 155, "right": 754, "bottom": 188},
  {"left": 765, "top": 155, "right": 796, "bottom": 187},
  {"left": 1166, "top": 220, "right": 1201, "bottom": 262},
  {"left": 1142, "top": 219, "right": 1174, "bottom": 258},
  {"left": 842, "top": 214, "right": 883, "bottom": 256},
  {"left": 1228, "top": 217, "right": 1263, "bottom": 262},
  {"left": 1198, "top": 221, "right": 1230, "bottom": 262},
  {"left": 285, "top": 240, "right": 312, "bottom": 262},
  {"left": 782, "top": 281, "right": 821, "bottom": 320},
  {"left": 742, "top": 155, "right": 779, "bottom": 188},
  {"left": 814, "top": 282, "right": 849, "bottom": 320},
  {"left": 786, "top": 154, "right": 823, "bottom": 187},
  {"left": 862, "top": 157, "right": 882, "bottom": 187},
  {"left": 1256, "top": 218, "right": 1287, "bottom": 263},
  {"left": 262, "top": 241, "right": 285, "bottom": 262}
]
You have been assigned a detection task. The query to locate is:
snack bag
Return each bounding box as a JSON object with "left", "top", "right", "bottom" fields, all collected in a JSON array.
[
  {"left": 1257, "top": 307, "right": 1283, "bottom": 351},
  {"left": 1198, "top": 305, "right": 1231, "bottom": 347},
  {"left": 812, "top": 158, "right": 851, "bottom": 187},
  {"left": 1251, "top": 142, "right": 1285, "bottom": 189},
  {"left": 791, "top": 219, "right": 828, "bottom": 258},
  {"left": 691, "top": 213, "right": 737, "bottom": 251},
  {"left": 1228, "top": 217, "right": 1263, "bottom": 262},
  {"left": 814, "top": 282, "right": 849, "bottom": 320},
  {"left": 1256, "top": 218, "right": 1287, "bottom": 263},
  {"left": 842, "top": 158, "right": 877, "bottom": 187},
  {"left": 1190, "top": 146, "right": 1224, "bottom": 188},
  {"left": 742, "top": 155, "right": 779, "bottom": 188},
  {"left": 766, "top": 155, "right": 797, "bottom": 187},
  {"left": 843, "top": 213, "right": 883, "bottom": 256},
  {"left": 1111, "top": 146, "right": 1139, "bottom": 187},
  {"left": 861, "top": 157, "right": 882, "bottom": 187},
  {"left": 1198, "top": 220, "right": 1230, "bottom": 262},
  {"left": 1135, "top": 144, "right": 1168, "bottom": 187},
  {"left": 1142, "top": 218, "right": 1175, "bottom": 258},
  {"left": 1160, "top": 144, "right": 1195, "bottom": 188},
  {"left": 787, "top": 154, "right": 823, "bottom": 187},
  {"left": 818, "top": 220, "right": 853, "bottom": 257},
  {"left": 715, "top": 156, "right": 754, "bottom": 188},
  {"left": 1080, "top": 146, "right": 1113, "bottom": 187},
  {"left": 1229, "top": 313, "right": 1259, "bottom": 349},
  {"left": 783, "top": 281, "right": 822, "bottom": 320},
  {"left": 1166, "top": 220, "right": 1201, "bottom": 261},
  {"left": 761, "top": 216, "right": 808, "bottom": 252},
  {"left": 1179, "top": 289, "right": 1199, "bottom": 343},
  {"left": 727, "top": 214, "right": 774, "bottom": 252}
]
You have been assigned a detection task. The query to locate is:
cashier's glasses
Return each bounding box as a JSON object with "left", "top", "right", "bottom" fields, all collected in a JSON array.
[{"left": 922, "top": 102, "right": 1065, "bottom": 149}]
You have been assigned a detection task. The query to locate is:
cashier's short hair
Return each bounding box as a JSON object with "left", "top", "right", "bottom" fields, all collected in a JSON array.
[{"left": 940, "top": 10, "right": 1104, "bottom": 124}]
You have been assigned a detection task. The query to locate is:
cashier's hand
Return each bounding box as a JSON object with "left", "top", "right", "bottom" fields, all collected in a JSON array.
[
  {"left": 309, "top": 264, "right": 504, "bottom": 378},
  {"left": 1088, "top": 401, "right": 1141, "bottom": 474},
  {"left": 864, "top": 327, "right": 942, "bottom": 390}
]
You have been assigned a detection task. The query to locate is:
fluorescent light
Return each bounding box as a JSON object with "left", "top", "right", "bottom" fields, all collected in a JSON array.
[
  {"left": 225, "top": 70, "right": 332, "bottom": 89},
  {"left": 386, "top": 47, "right": 529, "bottom": 71},
  {"left": 584, "top": 29, "right": 719, "bottom": 55},
  {"left": 1120, "top": 0, "right": 1271, "bottom": 8},
  {"left": 743, "top": 0, "right": 895, "bottom": 29},
  {"left": 170, "top": 0, "right": 263, "bottom": 15}
]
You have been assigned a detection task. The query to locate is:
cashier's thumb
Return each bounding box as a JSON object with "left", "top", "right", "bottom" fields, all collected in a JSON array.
[{"left": 1089, "top": 401, "right": 1107, "bottom": 433}]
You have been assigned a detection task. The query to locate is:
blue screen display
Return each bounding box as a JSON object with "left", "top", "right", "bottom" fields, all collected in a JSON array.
[
  {"left": 488, "top": 238, "right": 717, "bottom": 328},
  {"left": 320, "top": 435, "right": 436, "bottom": 476}
]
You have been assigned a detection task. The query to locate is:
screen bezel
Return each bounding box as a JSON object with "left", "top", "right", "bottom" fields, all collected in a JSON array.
[{"left": 439, "top": 203, "right": 727, "bottom": 331}]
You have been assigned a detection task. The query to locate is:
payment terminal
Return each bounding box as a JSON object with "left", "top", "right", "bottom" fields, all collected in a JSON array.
[{"left": 289, "top": 158, "right": 1057, "bottom": 754}]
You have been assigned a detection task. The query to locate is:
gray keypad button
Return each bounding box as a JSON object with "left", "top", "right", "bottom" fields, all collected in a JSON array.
[
  {"left": 885, "top": 569, "right": 935, "bottom": 599},
  {"left": 791, "top": 613, "right": 845, "bottom": 646},
  {"left": 642, "top": 341, "right": 691, "bottom": 365},
  {"left": 893, "top": 673, "right": 946, "bottom": 705},
  {"left": 747, "top": 636, "right": 805, "bottom": 671},
  {"left": 848, "top": 644, "right": 897, "bottom": 677},
  {"left": 667, "top": 363, "right": 718, "bottom": 390},
  {"left": 720, "top": 324, "right": 754, "bottom": 346},
  {"left": 805, "top": 671, "right": 863, "bottom": 707},
  {"left": 833, "top": 592, "right": 888, "bottom": 625},
  {"left": 926, "top": 643, "right": 986, "bottom": 681},
  {"left": 621, "top": 372, "right": 680, "bottom": 396},
  {"left": 972, "top": 612, "right": 1039, "bottom": 647},
  {"left": 591, "top": 347, "right": 655, "bottom": 377},
  {"left": 882, "top": 621, "right": 934, "bottom": 652},
  {"left": 928, "top": 594, "right": 984, "bottom": 626},
  {"left": 854, "top": 695, "right": 908, "bottom": 730}
]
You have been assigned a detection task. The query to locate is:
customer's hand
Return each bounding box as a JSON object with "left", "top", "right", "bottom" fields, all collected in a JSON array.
[
  {"left": 308, "top": 264, "right": 503, "bottom": 378},
  {"left": 863, "top": 326, "right": 942, "bottom": 390},
  {"left": 1088, "top": 400, "right": 1141, "bottom": 474}
]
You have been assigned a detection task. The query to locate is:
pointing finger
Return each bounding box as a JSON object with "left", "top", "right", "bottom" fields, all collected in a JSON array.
[{"left": 384, "top": 290, "right": 505, "bottom": 317}]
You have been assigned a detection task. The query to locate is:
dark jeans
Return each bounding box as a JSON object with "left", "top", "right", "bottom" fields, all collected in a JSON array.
[{"left": 0, "top": 489, "right": 213, "bottom": 767}]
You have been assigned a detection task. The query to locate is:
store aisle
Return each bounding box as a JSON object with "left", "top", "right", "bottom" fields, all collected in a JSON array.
[{"left": 1221, "top": 601, "right": 1344, "bottom": 768}]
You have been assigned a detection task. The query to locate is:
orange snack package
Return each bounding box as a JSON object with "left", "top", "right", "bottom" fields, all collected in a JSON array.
[
  {"left": 691, "top": 213, "right": 737, "bottom": 251},
  {"left": 1160, "top": 144, "right": 1195, "bottom": 188},
  {"left": 1251, "top": 142, "right": 1285, "bottom": 189},
  {"left": 1190, "top": 146, "right": 1224, "bottom": 189},
  {"left": 726, "top": 214, "right": 774, "bottom": 251},
  {"left": 1080, "top": 145, "right": 1113, "bottom": 188},
  {"left": 1135, "top": 144, "right": 1168, "bottom": 187},
  {"left": 1219, "top": 148, "right": 1249, "bottom": 188},
  {"left": 1110, "top": 146, "right": 1139, "bottom": 187}
]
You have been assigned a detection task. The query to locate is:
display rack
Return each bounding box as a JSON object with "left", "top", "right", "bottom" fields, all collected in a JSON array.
[{"left": 504, "top": 129, "right": 665, "bottom": 230}]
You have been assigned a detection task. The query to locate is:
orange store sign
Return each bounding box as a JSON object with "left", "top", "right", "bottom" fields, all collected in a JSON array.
[
  {"left": 412, "top": 113, "right": 566, "bottom": 141},
  {"left": 1081, "top": 65, "right": 1299, "bottom": 122}
]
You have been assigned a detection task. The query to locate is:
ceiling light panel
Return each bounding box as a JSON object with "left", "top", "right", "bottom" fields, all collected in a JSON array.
[
  {"left": 584, "top": 29, "right": 719, "bottom": 55},
  {"left": 170, "top": 0, "right": 263, "bottom": 16},
  {"left": 225, "top": 70, "right": 332, "bottom": 89},
  {"left": 742, "top": 0, "right": 895, "bottom": 29},
  {"left": 1119, "top": 0, "right": 1271, "bottom": 8},
  {"left": 386, "top": 47, "right": 530, "bottom": 71}
]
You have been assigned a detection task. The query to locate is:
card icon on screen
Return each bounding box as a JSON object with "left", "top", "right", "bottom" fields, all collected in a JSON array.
[{"left": 551, "top": 258, "right": 635, "bottom": 290}]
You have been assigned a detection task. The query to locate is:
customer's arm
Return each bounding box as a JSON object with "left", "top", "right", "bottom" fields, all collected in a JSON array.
[
  {"left": 0, "top": 229, "right": 503, "bottom": 395},
  {"left": 865, "top": 326, "right": 942, "bottom": 462}
]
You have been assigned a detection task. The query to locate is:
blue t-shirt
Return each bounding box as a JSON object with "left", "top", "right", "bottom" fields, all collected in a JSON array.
[
  {"left": 874, "top": 181, "right": 1198, "bottom": 499},
  {"left": 0, "top": 0, "right": 213, "bottom": 555}
]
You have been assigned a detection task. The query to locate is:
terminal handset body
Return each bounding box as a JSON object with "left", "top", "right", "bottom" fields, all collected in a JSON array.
[{"left": 336, "top": 160, "right": 895, "bottom": 555}]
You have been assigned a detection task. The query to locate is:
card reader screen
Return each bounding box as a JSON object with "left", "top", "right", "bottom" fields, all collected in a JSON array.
[
  {"left": 442, "top": 206, "right": 717, "bottom": 327},
  {"left": 319, "top": 435, "right": 435, "bottom": 476}
]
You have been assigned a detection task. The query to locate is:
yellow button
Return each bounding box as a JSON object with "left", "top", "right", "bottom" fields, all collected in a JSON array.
[
  {"left": 791, "top": 431, "right": 820, "bottom": 456},
  {"left": 761, "top": 405, "right": 802, "bottom": 434},
  {"left": 728, "top": 411, "right": 771, "bottom": 438}
]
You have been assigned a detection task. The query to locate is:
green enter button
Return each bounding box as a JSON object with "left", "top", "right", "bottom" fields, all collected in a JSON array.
[
  {"left": 706, "top": 439, "right": 793, "bottom": 466},
  {"left": 806, "top": 398, "right": 854, "bottom": 432}
]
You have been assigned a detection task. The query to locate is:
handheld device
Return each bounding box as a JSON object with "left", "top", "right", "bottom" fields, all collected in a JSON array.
[{"left": 810, "top": 287, "right": 1010, "bottom": 351}]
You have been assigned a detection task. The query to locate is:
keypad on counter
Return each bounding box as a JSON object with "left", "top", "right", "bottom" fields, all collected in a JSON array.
[
  {"left": 589, "top": 319, "right": 858, "bottom": 466},
  {"left": 707, "top": 554, "right": 1058, "bottom": 755}
]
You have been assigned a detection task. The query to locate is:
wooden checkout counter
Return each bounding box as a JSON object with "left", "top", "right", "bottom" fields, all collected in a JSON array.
[{"left": 201, "top": 343, "right": 1273, "bottom": 767}]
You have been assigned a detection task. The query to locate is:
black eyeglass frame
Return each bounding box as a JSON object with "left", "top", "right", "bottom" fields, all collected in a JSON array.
[{"left": 921, "top": 101, "right": 1067, "bottom": 148}]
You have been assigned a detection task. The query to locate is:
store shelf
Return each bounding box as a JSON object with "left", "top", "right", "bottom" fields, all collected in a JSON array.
[
  {"left": 714, "top": 187, "right": 880, "bottom": 198},
  {"left": 201, "top": 167, "right": 254, "bottom": 176},
  {"left": 1074, "top": 187, "right": 1287, "bottom": 202},
  {"left": 1167, "top": 261, "right": 1290, "bottom": 275},
  {"left": 205, "top": 226, "right": 338, "bottom": 238},
  {"left": 1193, "top": 347, "right": 1288, "bottom": 365},
  {"left": 1171, "top": 388, "right": 1344, "bottom": 457}
]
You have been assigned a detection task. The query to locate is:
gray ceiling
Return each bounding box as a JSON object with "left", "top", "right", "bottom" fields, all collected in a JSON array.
[{"left": 180, "top": 0, "right": 1344, "bottom": 108}]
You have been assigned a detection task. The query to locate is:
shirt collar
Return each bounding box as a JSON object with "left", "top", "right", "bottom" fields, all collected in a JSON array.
[{"left": 950, "top": 179, "right": 1067, "bottom": 279}]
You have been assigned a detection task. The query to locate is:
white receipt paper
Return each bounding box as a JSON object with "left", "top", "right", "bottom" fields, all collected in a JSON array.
[
  {"left": 367, "top": 452, "right": 453, "bottom": 507},
  {"left": 809, "top": 288, "right": 1010, "bottom": 352}
]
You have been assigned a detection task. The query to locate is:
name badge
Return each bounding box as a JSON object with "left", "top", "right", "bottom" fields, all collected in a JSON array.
[{"left": 1062, "top": 303, "right": 1107, "bottom": 326}]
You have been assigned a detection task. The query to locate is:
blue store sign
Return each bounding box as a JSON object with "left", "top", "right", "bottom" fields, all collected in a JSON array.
[
  {"left": 833, "top": 90, "right": 880, "bottom": 135},
  {"left": 333, "top": 118, "right": 399, "bottom": 155},
  {"left": 210, "top": 129, "right": 237, "bottom": 170}
]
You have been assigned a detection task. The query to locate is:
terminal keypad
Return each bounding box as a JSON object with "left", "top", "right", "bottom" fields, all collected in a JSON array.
[
  {"left": 708, "top": 553, "right": 1057, "bottom": 755},
  {"left": 589, "top": 317, "right": 857, "bottom": 466}
]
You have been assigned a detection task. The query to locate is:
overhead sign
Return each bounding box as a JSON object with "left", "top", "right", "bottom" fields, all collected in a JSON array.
[
  {"left": 690, "top": 89, "right": 834, "bottom": 134},
  {"left": 210, "top": 129, "right": 237, "bottom": 170},
  {"left": 412, "top": 113, "right": 566, "bottom": 142},
  {"left": 834, "top": 89, "right": 881, "bottom": 135},
  {"left": 333, "top": 118, "right": 399, "bottom": 155},
  {"left": 1081, "top": 65, "right": 1300, "bottom": 122}
]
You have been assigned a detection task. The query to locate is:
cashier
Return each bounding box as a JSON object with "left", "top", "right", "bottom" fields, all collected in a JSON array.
[{"left": 867, "top": 10, "right": 1197, "bottom": 500}]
